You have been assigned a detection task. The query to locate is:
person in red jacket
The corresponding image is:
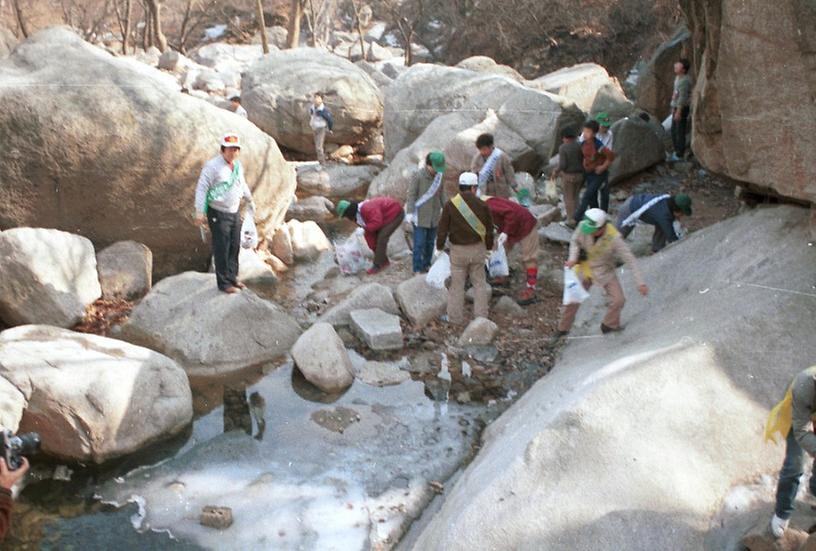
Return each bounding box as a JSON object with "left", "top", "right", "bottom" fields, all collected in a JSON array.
[
  {"left": 0, "top": 456, "right": 29, "bottom": 541},
  {"left": 483, "top": 196, "right": 540, "bottom": 304},
  {"left": 337, "top": 197, "right": 405, "bottom": 274}
]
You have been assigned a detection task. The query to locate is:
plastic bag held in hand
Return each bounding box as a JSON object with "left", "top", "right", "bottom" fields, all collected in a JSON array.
[
  {"left": 563, "top": 266, "right": 590, "bottom": 305},
  {"left": 335, "top": 229, "right": 371, "bottom": 275},
  {"left": 240, "top": 212, "right": 259, "bottom": 249},
  {"left": 487, "top": 243, "right": 510, "bottom": 278},
  {"left": 426, "top": 252, "right": 450, "bottom": 289}
]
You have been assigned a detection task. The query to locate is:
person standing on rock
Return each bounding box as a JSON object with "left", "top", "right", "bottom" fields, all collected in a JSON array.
[
  {"left": 616, "top": 193, "right": 692, "bottom": 253},
  {"left": 230, "top": 96, "right": 247, "bottom": 118},
  {"left": 669, "top": 58, "right": 691, "bottom": 162},
  {"left": 405, "top": 151, "right": 447, "bottom": 274},
  {"left": 553, "top": 127, "right": 584, "bottom": 228},
  {"left": 194, "top": 133, "right": 256, "bottom": 294},
  {"left": 765, "top": 365, "right": 816, "bottom": 538},
  {"left": 336, "top": 196, "right": 404, "bottom": 275},
  {"left": 471, "top": 133, "right": 516, "bottom": 198},
  {"left": 552, "top": 208, "right": 647, "bottom": 340},
  {"left": 574, "top": 120, "right": 615, "bottom": 223},
  {"left": 437, "top": 172, "right": 494, "bottom": 325},
  {"left": 482, "top": 195, "right": 540, "bottom": 305},
  {"left": 309, "top": 93, "right": 334, "bottom": 164}
]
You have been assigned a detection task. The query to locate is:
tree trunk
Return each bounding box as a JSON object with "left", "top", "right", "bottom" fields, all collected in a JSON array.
[
  {"left": 255, "top": 0, "right": 269, "bottom": 54},
  {"left": 145, "top": 0, "right": 167, "bottom": 52},
  {"left": 350, "top": 0, "right": 366, "bottom": 61},
  {"left": 122, "top": 0, "right": 132, "bottom": 55},
  {"left": 177, "top": 0, "right": 197, "bottom": 54},
  {"left": 286, "top": 0, "right": 301, "bottom": 49},
  {"left": 11, "top": 0, "right": 29, "bottom": 38}
]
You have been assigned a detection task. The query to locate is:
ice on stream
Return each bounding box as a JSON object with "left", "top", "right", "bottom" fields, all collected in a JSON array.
[{"left": 100, "top": 364, "right": 480, "bottom": 550}]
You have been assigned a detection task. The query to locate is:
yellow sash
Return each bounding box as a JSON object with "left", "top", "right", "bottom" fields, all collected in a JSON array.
[
  {"left": 764, "top": 386, "right": 794, "bottom": 444},
  {"left": 451, "top": 194, "right": 487, "bottom": 241},
  {"left": 578, "top": 223, "right": 620, "bottom": 280}
]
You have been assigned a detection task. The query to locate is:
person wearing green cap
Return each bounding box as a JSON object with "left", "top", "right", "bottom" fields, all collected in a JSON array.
[
  {"left": 552, "top": 208, "right": 647, "bottom": 341},
  {"left": 405, "top": 152, "right": 447, "bottom": 273},
  {"left": 336, "top": 196, "right": 404, "bottom": 274},
  {"left": 615, "top": 192, "right": 692, "bottom": 253}
]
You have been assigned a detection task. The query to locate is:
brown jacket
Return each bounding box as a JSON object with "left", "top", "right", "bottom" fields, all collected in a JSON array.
[
  {"left": 470, "top": 151, "right": 516, "bottom": 198},
  {"left": 568, "top": 224, "right": 644, "bottom": 287},
  {"left": 437, "top": 192, "right": 494, "bottom": 251},
  {"left": 0, "top": 487, "right": 11, "bottom": 541}
]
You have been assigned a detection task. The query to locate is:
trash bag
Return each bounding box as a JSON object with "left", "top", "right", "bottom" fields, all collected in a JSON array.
[
  {"left": 335, "top": 229, "right": 370, "bottom": 275},
  {"left": 240, "top": 212, "right": 259, "bottom": 249},
  {"left": 487, "top": 243, "right": 509, "bottom": 278},
  {"left": 662, "top": 115, "right": 672, "bottom": 132},
  {"left": 673, "top": 220, "right": 687, "bottom": 240},
  {"left": 563, "top": 266, "right": 590, "bottom": 305},
  {"left": 426, "top": 253, "right": 450, "bottom": 289}
]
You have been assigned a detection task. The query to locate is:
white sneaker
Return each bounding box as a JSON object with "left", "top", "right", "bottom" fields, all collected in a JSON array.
[{"left": 770, "top": 514, "right": 789, "bottom": 538}]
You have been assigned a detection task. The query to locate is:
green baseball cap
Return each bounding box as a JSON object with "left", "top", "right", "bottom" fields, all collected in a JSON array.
[
  {"left": 336, "top": 199, "right": 351, "bottom": 217},
  {"left": 429, "top": 151, "right": 445, "bottom": 173},
  {"left": 674, "top": 193, "right": 692, "bottom": 215},
  {"left": 595, "top": 112, "right": 611, "bottom": 127}
]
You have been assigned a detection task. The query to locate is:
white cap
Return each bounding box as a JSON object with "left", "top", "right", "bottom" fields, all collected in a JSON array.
[
  {"left": 458, "top": 172, "right": 478, "bottom": 188},
  {"left": 584, "top": 208, "right": 607, "bottom": 227},
  {"left": 220, "top": 132, "right": 241, "bottom": 148}
]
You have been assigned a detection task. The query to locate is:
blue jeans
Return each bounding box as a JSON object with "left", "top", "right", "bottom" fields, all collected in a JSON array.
[
  {"left": 412, "top": 225, "right": 436, "bottom": 273},
  {"left": 573, "top": 171, "right": 610, "bottom": 222},
  {"left": 775, "top": 429, "right": 816, "bottom": 519}
]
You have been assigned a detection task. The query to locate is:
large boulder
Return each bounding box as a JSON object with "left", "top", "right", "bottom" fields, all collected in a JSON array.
[
  {"left": 291, "top": 322, "right": 354, "bottom": 393},
  {"left": 96, "top": 240, "right": 152, "bottom": 301},
  {"left": 235, "top": 248, "right": 278, "bottom": 298},
  {"left": 287, "top": 219, "right": 332, "bottom": 261},
  {"left": 0, "top": 26, "right": 16, "bottom": 58},
  {"left": 317, "top": 282, "right": 400, "bottom": 326},
  {"left": 635, "top": 27, "right": 691, "bottom": 120},
  {"left": 190, "top": 42, "right": 268, "bottom": 88},
  {"left": 285, "top": 195, "right": 335, "bottom": 223},
  {"left": 0, "top": 376, "right": 24, "bottom": 432},
  {"left": 527, "top": 63, "right": 634, "bottom": 119},
  {"left": 0, "top": 28, "right": 295, "bottom": 278},
  {"left": 410, "top": 206, "right": 816, "bottom": 550},
  {"left": 396, "top": 275, "right": 448, "bottom": 327},
  {"left": 383, "top": 63, "right": 584, "bottom": 161},
  {"left": 682, "top": 0, "right": 816, "bottom": 204},
  {"left": 242, "top": 48, "right": 384, "bottom": 155},
  {"left": 608, "top": 117, "right": 667, "bottom": 184},
  {"left": 0, "top": 325, "right": 192, "bottom": 463},
  {"left": 296, "top": 163, "right": 379, "bottom": 198},
  {"left": 0, "top": 228, "right": 101, "bottom": 328},
  {"left": 455, "top": 56, "right": 524, "bottom": 81},
  {"left": 120, "top": 272, "right": 301, "bottom": 377}
]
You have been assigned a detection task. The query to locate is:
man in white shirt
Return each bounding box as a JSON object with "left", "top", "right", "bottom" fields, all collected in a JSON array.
[
  {"left": 194, "top": 133, "right": 255, "bottom": 293},
  {"left": 230, "top": 96, "right": 248, "bottom": 118},
  {"left": 308, "top": 93, "right": 334, "bottom": 164}
]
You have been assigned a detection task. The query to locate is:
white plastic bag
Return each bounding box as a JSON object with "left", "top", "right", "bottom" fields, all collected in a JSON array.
[
  {"left": 335, "top": 229, "right": 370, "bottom": 275},
  {"left": 662, "top": 114, "right": 672, "bottom": 132},
  {"left": 426, "top": 252, "right": 450, "bottom": 289},
  {"left": 487, "top": 243, "right": 509, "bottom": 278},
  {"left": 563, "top": 266, "right": 590, "bottom": 305},
  {"left": 240, "top": 212, "right": 258, "bottom": 249},
  {"left": 673, "top": 220, "right": 687, "bottom": 240}
]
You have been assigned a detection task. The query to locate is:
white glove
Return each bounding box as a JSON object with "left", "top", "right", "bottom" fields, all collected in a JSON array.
[
  {"left": 497, "top": 233, "right": 508, "bottom": 246},
  {"left": 405, "top": 213, "right": 415, "bottom": 225},
  {"left": 248, "top": 200, "right": 257, "bottom": 213}
]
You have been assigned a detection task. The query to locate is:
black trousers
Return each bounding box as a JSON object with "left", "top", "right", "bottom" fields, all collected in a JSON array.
[
  {"left": 671, "top": 106, "right": 690, "bottom": 157},
  {"left": 573, "top": 171, "right": 609, "bottom": 223},
  {"left": 208, "top": 208, "right": 241, "bottom": 290}
]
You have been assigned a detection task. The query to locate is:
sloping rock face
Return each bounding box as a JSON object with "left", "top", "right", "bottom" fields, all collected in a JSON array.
[
  {"left": 242, "top": 48, "right": 383, "bottom": 155},
  {"left": 527, "top": 62, "right": 633, "bottom": 119},
  {"left": 681, "top": 0, "right": 816, "bottom": 204},
  {"left": 0, "top": 28, "right": 295, "bottom": 278},
  {"left": 0, "top": 325, "right": 192, "bottom": 463},
  {"left": 412, "top": 206, "right": 816, "bottom": 550},
  {"left": 0, "top": 26, "right": 16, "bottom": 57},
  {"left": 636, "top": 27, "right": 691, "bottom": 120}
]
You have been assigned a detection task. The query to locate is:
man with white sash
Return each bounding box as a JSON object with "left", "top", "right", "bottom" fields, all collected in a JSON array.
[
  {"left": 615, "top": 193, "right": 692, "bottom": 253},
  {"left": 405, "top": 151, "right": 447, "bottom": 273},
  {"left": 471, "top": 133, "right": 516, "bottom": 198},
  {"left": 436, "top": 172, "right": 495, "bottom": 326},
  {"left": 194, "top": 133, "right": 256, "bottom": 294}
]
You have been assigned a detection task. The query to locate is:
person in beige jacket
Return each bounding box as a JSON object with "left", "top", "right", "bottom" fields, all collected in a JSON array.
[
  {"left": 471, "top": 133, "right": 516, "bottom": 198},
  {"left": 554, "top": 208, "right": 648, "bottom": 338}
]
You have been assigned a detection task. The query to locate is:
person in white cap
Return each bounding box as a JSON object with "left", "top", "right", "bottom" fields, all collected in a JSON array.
[
  {"left": 552, "top": 208, "right": 647, "bottom": 340},
  {"left": 194, "top": 133, "right": 255, "bottom": 293}
]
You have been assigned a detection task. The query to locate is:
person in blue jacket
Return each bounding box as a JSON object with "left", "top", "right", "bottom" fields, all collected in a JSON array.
[{"left": 615, "top": 193, "right": 692, "bottom": 253}]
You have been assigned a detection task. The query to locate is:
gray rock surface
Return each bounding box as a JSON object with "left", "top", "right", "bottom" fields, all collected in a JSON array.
[
  {"left": 635, "top": 27, "right": 691, "bottom": 120},
  {"left": 397, "top": 275, "right": 448, "bottom": 327},
  {"left": 0, "top": 227, "right": 101, "bottom": 328},
  {"left": 355, "top": 360, "right": 411, "bottom": 387},
  {"left": 291, "top": 322, "right": 354, "bottom": 393},
  {"left": 285, "top": 196, "right": 335, "bottom": 223},
  {"left": 527, "top": 63, "right": 633, "bottom": 119},
  {"left": 0, "top": 376, "right": 24, "bottom": 432},
  {"left": 0, "top": 325, "right": 192, "bottom": 463},
  {"left": 538, "top": 222, "right": 573, "bottom": 244},
  {"left": 296, "top": 163, "right": 380, "bottom": 198},
  {"left": 411, "top": 205, "right": 816, "bottom": 550},
  {"left": 608, "top": 117, "right": 667, "bottom": 185},
  {"left": 458, "top": 317, "right": 498, "bottom": 346},
  {"left": 494, "top": 295, "right": 525, "bottom": 317},
  {"left": 96, "top": 240, "right": 152, "bottom": 301},
  {"left": 455, "top": 56, "right": 524, "bottom": 81},
  {"left": 350, "top": 308, "right": 403, "bottom": 350},
  {"left": 236, "top": 248, "right": 278, "bottom": 298},
  {"left": 121, "top": 272, "right": 301, "bottom": 377},
  {"left": 318, "top": 283, "right": 400, "bottom": 326},
  {"left": 0, "top": 26, "right": 17, "bottom": 57},
  {"left": 0, "top": 28, "right": 294, "bottom": 278}
]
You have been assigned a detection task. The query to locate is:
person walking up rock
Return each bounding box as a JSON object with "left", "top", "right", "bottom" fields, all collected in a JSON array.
[
  {"left": 337, "top": 196, "right": 404, "bottom": 275},
  {"left": 574, "top": 120, "right": 615, "bottom": 223},
  {"left": 471, "top": 133, "right": 516, "bottom": 198},
  {"left": 554, "top": 209, "right": 647, "bottom": 339},
  {"left": 437, "top": 172, "right": 494, "bottom": 326},
  {"left": 194, "top": 133, "right": 255, "bottom": 294},
  {"left": 406, "top": 151, "right": 446, "bottom": 274}
]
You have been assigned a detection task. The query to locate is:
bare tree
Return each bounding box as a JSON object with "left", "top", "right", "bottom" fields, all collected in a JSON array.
[
  {"left": 286, "top": 0, "right": 301, "bottom": 48},
  {"left": 145, "top": 0, "right": 167, "bottom": 51},
  {"left": 382, "top": 0, "right": 424, "bottom": 65},
  {"left": 255, "top": 0, "right": 269, "bottom": 53},
  {"left": 113, "top": 0, "right": 133, "bottom": 54},
  {"left": 349, "top": 0, "right": 366, "bottom": 61},
  {"left": 11, "top": 0, "right": 29, "bottom": 38}
]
